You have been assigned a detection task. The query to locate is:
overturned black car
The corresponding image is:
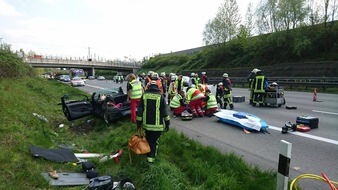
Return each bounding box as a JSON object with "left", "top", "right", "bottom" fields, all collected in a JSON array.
[{"left": 60, "top": 87, "right": 131, "bottom": 124}]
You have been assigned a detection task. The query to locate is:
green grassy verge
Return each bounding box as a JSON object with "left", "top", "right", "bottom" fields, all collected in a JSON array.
[{"left": 0, "top": 77, "right": 276, "bottom": 189}]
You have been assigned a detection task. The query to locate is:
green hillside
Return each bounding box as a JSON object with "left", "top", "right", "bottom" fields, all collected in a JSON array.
[{"left": 140, "top": 22, "right": 338, "bottom": 77}]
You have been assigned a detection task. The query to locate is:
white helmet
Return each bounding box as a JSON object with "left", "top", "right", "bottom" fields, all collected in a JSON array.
[
  {"left": 160, "top": 72, "right": 166, "bottom": 77},
  {"left": 218, "top": 82, "right": 223, "bottom": 86},
  {"left": 190, "top": 84, "right": 196, "bottom": 88},
  {"left": 147, "top": 71, "right": 154, "bottom": 76},
  {"left": 252, "top": 68, "right": 259, "bottom": 74},
  {"left": 171, "top": 75, "right": 176, "bottom": 81},
  {"left": 201, "top": 72, "right": 206, "bottom": 75},
  {"left": 151, "top": 72, "right": 159, "bottom": 79},
  {"left": 271, "top": 82, "right": 278, "bottom": 86},
  {"left": 191, "top": 72, "right": 195, "bottom": 77},
  {"left": 223, "top": 73, "right": 228, "bottom": 77},
  {"left": 141, "top": 72, "right": 145, "bottom": 76}
]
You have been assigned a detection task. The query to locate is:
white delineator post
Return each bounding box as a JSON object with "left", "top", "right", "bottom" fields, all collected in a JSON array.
[{"left": 276, "top": 140, "right": 292, "bottom": 190}]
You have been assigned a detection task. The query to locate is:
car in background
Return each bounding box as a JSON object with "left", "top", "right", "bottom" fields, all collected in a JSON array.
[
  {"left": 63, "top": 75, "right": 71, "bottom": 82},
  {"left": 70, "top": 77, "right": 85, "bottom": 87},
  {"left": 88, "top": 76, "right": 95, "bottom": 80},
  {"left": 97, "top": 76, "right": 106, "bottom": 80},
  {"left": 60, "top": 87, "right": 131, "bottom": 123},
  {"left": 182, "top": 76, "right": 190, "bottom": 87},
  {"left": 58, "top": 75, "right": 66, "bottom": 81}
]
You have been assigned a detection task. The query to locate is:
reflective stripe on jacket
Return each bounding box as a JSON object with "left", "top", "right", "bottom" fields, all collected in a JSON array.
[
  {"left": 170, "top": 94, "right": 182, "bottom": 108},
  {"left": 186, "top": 88, "right": 204, "bottom": 104},
  {"left": 254, "top": 75, "right": 265, "bottom": 93},
  {"left": 129, "top": 79, "right": 143, "bottom": 99},
  {"left": 136, "top": 92, "right": 170, "bottom": 131},
  {"left": 175, "top": 80, "right": 183, "bottom": 92},
  {"left": 168, "top": 82, "right": 176, "bottom": 96},
  {"left": 207, "top": 93, "right": 218, "bottom": 109}
]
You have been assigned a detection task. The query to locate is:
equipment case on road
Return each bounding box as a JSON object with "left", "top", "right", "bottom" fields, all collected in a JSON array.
[
  {"left": 264, "top": 88, "right": 285, "bottom": 107},
  {"left": 296, "top": 116, "right": 319, "bottom": 129}
]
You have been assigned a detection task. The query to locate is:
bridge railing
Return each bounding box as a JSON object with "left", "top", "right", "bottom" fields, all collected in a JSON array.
[
  {"left": 208, "top": 77, "right": 338, "bottom": 91},
  {"left": 24, "top": 58, "right": 142, "bottom": 68}
]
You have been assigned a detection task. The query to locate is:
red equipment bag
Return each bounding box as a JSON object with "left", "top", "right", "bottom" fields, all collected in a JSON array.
[{"left": 296, "top": 124, "right": 311, "bottom": 132}]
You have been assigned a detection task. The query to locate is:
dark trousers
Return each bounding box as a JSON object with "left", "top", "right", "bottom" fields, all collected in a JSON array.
[{"left": 145, "top": 130, "right": 162, "bottom": 158}]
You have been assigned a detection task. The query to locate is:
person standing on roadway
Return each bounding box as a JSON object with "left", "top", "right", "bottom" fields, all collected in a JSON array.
[
  {"left": 189, "top": 73, "right": 196, "bottom": 87},
  {"left": 159, "top": 72, "right": 167, "bottom": 96},
  {"left": 143, "top": 71, "right": 153, "bottom": 89},
  {"left": 194, "top": 73, "right": 201, "bottom": 86},
  {"left": 216, "top": 82, "right": 224, "bottom": 109},
  {"left": 168, "top": 75, "right": 177, "bottom": 105},
  {"left": 175, "top": 75, "right": 184, "bottom": 94},
  {"left": 127, "top": 74, "right": 144, "bottom": 123},
  {"left": 148, "top": 72, "right": 165, "bottom": 95},
  {"left": 201, "top": 72, "right": 208, "bottom": 85},
  {"left": 136, "top": 81, "right": 170, "bottom": 163},
  {"left": 252, "top": 69, "right": 268, "bottom": 106},
  {"left": 247, "top": 68, "right": 258, "bottom": 104},
  {"left": 222, "top": 73, "right": 234, "bottom": 110}
]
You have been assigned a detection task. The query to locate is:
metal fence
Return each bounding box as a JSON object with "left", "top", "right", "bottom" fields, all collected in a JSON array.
[{"left": 208, "top": 77, "right": 338, "bottom": 91}]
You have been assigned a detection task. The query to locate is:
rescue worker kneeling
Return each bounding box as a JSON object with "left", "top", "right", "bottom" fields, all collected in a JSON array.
[
  {"left": 203, "top": 89, "right": 218, "bottom": 117},
  {"left": 170, "top": 90, "right": 186, "bottom": 116},
  {"left": 198, "top": 83, "right": 209, "bottom": 109},
  {"left": 136, "top": 81, "right": 170, "bottom": 163},
  {"left": 186, "top": 85, "right": 205, "bottom": 117}
]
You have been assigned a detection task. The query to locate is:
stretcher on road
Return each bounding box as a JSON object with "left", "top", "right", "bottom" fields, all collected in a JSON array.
[{"left": 214, "top": 110, "right": 269, "bottom": 132}]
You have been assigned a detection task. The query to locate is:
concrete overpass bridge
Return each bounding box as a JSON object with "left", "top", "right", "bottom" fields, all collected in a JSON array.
[{"left": 24, "top": 57, "right": 142, "bottom": 76}]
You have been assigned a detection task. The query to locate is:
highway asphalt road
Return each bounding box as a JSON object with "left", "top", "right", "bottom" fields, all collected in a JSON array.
[{"left": 72, "top": 79, "right": 338, "bottom": 189}]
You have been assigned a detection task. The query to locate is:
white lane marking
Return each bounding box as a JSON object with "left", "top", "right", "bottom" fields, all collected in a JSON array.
[
  {"left": 268, "top": 126, "right": 338, "bottom": 145},
  {"left": 85, "top": 84, "right": 108, "bottom": 90},
  {"left": 312, "top": 110, "right": 338, "bottom": 116}
]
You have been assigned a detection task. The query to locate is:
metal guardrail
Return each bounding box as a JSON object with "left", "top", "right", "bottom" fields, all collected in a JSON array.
[{"left": 208, "top": 77, "right": 338, "bottom": 91}]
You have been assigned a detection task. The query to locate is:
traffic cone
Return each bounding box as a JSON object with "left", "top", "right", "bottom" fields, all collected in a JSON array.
[{"left": 313, "top": 88, "right": 317, "bottom": 101}]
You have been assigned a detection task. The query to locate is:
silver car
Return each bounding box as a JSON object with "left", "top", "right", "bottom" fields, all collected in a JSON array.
[{"left": 70, "top": 77, "right": 85, "bottom": 87}]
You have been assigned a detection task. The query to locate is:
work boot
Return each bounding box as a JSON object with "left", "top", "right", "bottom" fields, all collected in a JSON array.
[{"left": 230, "top": 105, "right": 234, "bottom": 110}]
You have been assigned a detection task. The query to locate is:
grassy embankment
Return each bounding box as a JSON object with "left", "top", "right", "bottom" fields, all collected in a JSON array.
[{"left": 0, "top": 49, "right": 277, "bottom": 189}]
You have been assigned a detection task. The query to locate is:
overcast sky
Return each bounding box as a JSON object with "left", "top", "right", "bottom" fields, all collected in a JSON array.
[{"left": 0, "top": 0, "right": 258, "bottom": 61}]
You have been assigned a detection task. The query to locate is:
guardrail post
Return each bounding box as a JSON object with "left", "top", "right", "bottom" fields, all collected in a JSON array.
[{"left": 276, "top": 140, "right": 292, "bottom": 190}]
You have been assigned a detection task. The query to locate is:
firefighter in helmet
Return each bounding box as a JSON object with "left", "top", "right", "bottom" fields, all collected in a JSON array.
[{"left": 137, "top": 81, "right": 170, "bottom": 163}]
